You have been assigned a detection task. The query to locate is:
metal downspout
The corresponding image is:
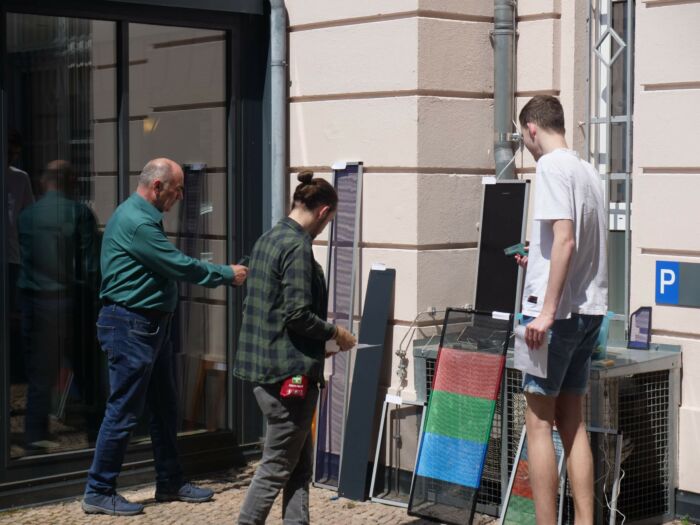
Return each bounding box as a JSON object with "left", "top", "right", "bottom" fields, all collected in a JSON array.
[
  {"left": 270, "top": 0, "right": 287, "bottom": 224},
  {"left": 494, "top": 0, "right": 517, "bottom": 180}
]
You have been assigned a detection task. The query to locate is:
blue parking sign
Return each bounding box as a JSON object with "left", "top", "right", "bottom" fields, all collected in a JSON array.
[{"left": 655, "top": 261, "right": 679, "bottom": 305}]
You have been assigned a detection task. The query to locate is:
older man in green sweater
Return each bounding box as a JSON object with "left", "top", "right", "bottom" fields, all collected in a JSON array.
[{"left": 82, "top": 158, "right": 247, "bottom": 516}]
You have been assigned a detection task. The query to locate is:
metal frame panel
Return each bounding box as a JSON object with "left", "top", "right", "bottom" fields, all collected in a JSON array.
[
  {"left": 337, "top": 270, "right": 395, "bottom": 500},
  {"left": 369, "top": 398, "right": 426, "bottom": 508},
  {"left": 103, "top": 0, "right": 263, "bottom": 14},
  {"left": 0, "top": 0, "right": 260, "bottom": 25},
  {"left": 473, "top": 180, "right": 530, "bottom": 315},
  {"left": 116, "top": 20, "right": 129, "bottom": 203},
  {"left": 313, "top": 161, "right": 363, "bottom": 490},
  {"left": 547, "top": 351, "right": 677, "bottom": 524},
  {"left": 0, "top": 7, "right": 7, "bottom": 474},
  {"left": 408, "top": 308, "right": 513, "bottom": 525},
  {"left": 231, "top": 12, "right": 268, "bottom": 446}
]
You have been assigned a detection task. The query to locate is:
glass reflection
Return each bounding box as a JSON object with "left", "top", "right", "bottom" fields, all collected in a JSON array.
[
  {"left": 5, "top": 14, "right": 230, "bottom": 459},
  {"left": 128, "top": 24, "right": 228, "bottom": 437},
  {"left": 6, "top": 14, "right": 116, "bottom": 458},
  {"left": 18, "top": 161, "right": 100, "bottom": 451}
]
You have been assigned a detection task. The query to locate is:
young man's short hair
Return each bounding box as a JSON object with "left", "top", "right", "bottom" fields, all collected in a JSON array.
[{"left": 519, "top": 95, "right": 565, "bottom": 134}]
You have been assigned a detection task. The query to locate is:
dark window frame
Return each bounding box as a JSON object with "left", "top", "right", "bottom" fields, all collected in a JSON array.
[{"left": 0, "top": 0, "right": 267, "bottom": 504}]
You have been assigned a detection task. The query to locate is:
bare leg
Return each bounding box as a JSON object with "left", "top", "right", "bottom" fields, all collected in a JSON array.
[
  {"left": 524, "top": 393, "right": 558, "bottom": 525},
  {"left": 555, "top": 393, "right": 593, "bottom": 525}
]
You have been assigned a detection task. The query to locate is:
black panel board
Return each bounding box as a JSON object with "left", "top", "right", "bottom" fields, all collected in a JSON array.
[
  {"left": 337, "top": 268, "right": 396, "bottom": 501},
  {"left": 474, "top": 182, "right": 528, "bottom": 313}
]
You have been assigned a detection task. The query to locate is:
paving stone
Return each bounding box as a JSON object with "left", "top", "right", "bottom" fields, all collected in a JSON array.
[{"left": 0, "top": 462, "right": 684, "bottom": 524}]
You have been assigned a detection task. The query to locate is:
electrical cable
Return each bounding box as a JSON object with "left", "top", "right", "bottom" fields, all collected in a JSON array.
[
  {"left": 394, "top": 309, "right": 445, "bottom": 395},
  {"left": 599, "top": 433, "right": 627, "bottom": 525},
  {"left": 593, "top": 383, "right": 626, "bottom": 525}
]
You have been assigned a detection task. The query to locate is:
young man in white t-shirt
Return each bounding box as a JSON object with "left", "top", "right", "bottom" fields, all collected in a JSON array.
[{"left": 516, "top": 96, "right": 607, "bottom": 525}]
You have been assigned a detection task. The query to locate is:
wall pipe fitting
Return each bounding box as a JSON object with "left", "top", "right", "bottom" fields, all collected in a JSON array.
[
  {"left": 493, "top": 0, "right": 518, "bottom": 180},
  {"left": 270, "top": 0, "right": 287, "bottom": 224}
]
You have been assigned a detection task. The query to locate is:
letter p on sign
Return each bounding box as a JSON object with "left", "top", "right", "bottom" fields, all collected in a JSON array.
[{"left": 656, "top": 261, "right": 679, "bottom": 305}]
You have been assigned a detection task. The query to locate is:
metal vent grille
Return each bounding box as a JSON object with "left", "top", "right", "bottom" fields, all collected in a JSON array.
[
  {"left": 505, "top": 368, "right": 672, "bottom": 524},
  {"left": 414, "top": 352, "right": 675, "bottom": 523},
  {"left": 425, "top": 358, "right": 436, "bottom": 400},
  {"left": 603, "top": 371, "right": 671, "bottom": 522}
]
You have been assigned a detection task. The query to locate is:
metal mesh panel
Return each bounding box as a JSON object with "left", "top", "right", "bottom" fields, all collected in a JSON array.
[
  {"left": 329, "top": 167, "right": 359, "bottom": 327},
  {"left": 506, "top": 368, "right": 527, "bottom": 473},
  {"left": 479, "top": 392, "right": 502, "bottom": 509},
  {"left": 605, "top": 371, "right": 671, "bottom": 522},
  {"left": 409, "top": 310, "right": 512, "bottom": 524},
  {"left": 421, "top": 355, "right": 503, "bottom": 510},
  {"left": 506, "top": 368, "right": 672, "bottom": 524}
]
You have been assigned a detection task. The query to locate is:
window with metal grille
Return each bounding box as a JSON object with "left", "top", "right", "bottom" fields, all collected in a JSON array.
[{"left": 587, "top": 0, "right": 635, "bottom": 340}]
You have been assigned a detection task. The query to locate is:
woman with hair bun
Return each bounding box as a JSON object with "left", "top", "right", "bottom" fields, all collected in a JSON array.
[{"left": 234, "top": 171, "right": 356, "bottom": 525}]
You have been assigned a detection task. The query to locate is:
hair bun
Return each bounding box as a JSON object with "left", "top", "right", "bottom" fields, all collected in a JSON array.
[{"left": 297, "top": 171, "right": 314, "bottom": 185}]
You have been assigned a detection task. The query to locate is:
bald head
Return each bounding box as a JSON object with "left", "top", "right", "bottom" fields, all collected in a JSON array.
[
  {"left": 41, "top": 159, "right": 75, "bottom": 193},
  {"left": 138, "top": 158, "right": 181, "bottom": 187},
  {"left": 137, "top": 158, "right": 184, "bottom": 212}
]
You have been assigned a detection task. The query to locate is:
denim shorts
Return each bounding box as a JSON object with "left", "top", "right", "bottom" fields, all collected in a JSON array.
[{"left": 521, "top": 314, "right": 603, "bottom": 397}]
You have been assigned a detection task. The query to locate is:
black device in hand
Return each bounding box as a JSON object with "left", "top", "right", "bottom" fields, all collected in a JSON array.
[{"left": 238, "top": 255, "right": 250, "bottom": 266}]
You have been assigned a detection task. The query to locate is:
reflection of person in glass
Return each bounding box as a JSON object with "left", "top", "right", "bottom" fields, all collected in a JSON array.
[
  {"left": 18, "top": 160, "right": 98, "bottom": 452},
  {"left": 7, "top": 130, "right": 35, "bottom": 384},
  {"left": 82, "top": 158, "right": 248, "bottom": 516}
]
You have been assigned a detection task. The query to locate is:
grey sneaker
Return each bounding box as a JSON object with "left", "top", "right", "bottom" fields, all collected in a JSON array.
[
  {"left": 82, "top": 493, "right": 144, "bottom": 516},
  {"left": 155, "top": 482, "right": 214, "bottom": 503}
]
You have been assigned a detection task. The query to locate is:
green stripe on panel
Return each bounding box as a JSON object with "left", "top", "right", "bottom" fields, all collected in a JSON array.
[{"left": 425, "top": 390, "right": 495, "bottom": 444}]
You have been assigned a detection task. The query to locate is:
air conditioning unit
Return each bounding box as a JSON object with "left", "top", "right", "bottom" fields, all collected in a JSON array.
[{"left": 414, "top": 342, "right": 681, "bottom": 524}]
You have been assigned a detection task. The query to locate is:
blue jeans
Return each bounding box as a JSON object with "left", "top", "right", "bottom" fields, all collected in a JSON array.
[
  {"left": 522, "top": 314, "right": 603, "bottom": 396},
  {"left": 85, "top": 304, "right": 182, "bottom": 496}
]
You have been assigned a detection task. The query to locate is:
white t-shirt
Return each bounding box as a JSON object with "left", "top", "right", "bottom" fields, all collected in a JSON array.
[{"left": 521, "top": 149, "right": 608, "bottom": 319}]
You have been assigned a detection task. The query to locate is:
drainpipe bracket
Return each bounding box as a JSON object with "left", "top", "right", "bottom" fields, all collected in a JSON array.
[{"left": 495, "top": 132, "right": 522, "bottom": 144}]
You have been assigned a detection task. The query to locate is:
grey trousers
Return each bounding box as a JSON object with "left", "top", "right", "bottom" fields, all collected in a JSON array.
[{"left": 238, "top": 383, "right": 318, "bottom": 525}]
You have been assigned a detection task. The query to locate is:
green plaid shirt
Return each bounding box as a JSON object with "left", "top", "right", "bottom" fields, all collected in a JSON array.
[{"left": 233, "top": 217, "right": 335, "bottom": 384}]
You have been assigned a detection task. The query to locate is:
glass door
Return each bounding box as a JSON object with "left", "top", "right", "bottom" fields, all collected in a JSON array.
[
  {"left": 0, "top": 6, "right": 267, "bottom": 499},
  {"left": 4, "top": 15, "right": 232, "bottom": 462},
  {"left": 127, "top": 23, "right": 229, "bottom": 438},
  {"left": 6, "top": 13, "right": 117, "bottom": 458}
]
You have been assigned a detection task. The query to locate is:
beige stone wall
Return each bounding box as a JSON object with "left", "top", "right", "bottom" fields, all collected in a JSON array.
[
  {"left": 287, "top": 1, "right": 502, "bottom": 403},
  {"left": 287, "top": 0, "right": 585, "bottom": 389},
  {"left": 632, "top": 0, "right": 700, "bottom": 494},
  {"left": 287, "top": 0, "right": 700, "bottom": 492},
  {"left": 286, "top": 0, "right": 581, "bottom": 396}
]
